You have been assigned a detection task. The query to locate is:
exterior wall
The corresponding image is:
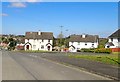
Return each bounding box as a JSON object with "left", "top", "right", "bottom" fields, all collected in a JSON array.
[
  {"left": 25, "top": 39, "right": 53, "bottom": 51},
  {"left": 108, "top": 38, "right": 120, "bottom": 48},
  {"left": 69, "top": 41, "right": 98, "bottom": 52}
]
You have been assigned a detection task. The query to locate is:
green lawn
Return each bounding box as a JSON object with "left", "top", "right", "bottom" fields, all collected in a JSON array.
[{"left": 68, "top": 54, "right": 119, "bottom": 66}]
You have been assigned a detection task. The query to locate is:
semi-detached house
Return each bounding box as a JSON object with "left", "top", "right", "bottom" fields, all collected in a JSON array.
[
  {"left": 24, "top": 31, "right": 53, "bottom": 51},
  {"left": 105, "top": 29, "right": 120, "bottom": 48},
  {"left": 69, "top": 34, "right": 99, "bottom": 52}
]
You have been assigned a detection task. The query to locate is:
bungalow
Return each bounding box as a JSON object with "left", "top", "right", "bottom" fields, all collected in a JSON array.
[
  {"left": 24, "top": 31, "right": 53, "bottom": 51},
  {"left": 105, "top": 29, "right": 120, "bottom": 48},
  {"left": 69, "top": 34, "right": 99, "bottom": 52}
]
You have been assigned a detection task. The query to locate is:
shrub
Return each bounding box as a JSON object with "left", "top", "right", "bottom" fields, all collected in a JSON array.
[
  {"left": 77, "top": 50, "right": 81, "bottom": 52},
  {"left": 95, "top": 48, "right": 112, "bottom": 54},
  {"left": 81, "top": 48, "right": 96, "bottom": 53},
  {"left": 81, "top": 48, "right": 112, "bottom": 54}
]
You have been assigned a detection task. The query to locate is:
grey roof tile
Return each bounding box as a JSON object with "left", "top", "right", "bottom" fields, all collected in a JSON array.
[
  {"left": 25, "top": 32, "right": 53, "bottom": 39},
  {"left": 108, "top": 29, "right": 120, "bottom": 38},
  {"left": 69, "top": 35, "right": 98, "bottom": 42}
]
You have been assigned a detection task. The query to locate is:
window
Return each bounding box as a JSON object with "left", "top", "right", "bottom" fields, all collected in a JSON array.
[
  {"left": 42, "top": 39, "right": 44, "bottom": 42},
  {"left": 48, "top": 39, "right": 50, "bottom": 42},
  {"left": 92, "top": 44, "right": 94, "bottom": 46},
  {"left": 78, "top": 42, "right": 80, "bottom": 45},
  {"left": 111, "top": 38, "right": 113, "bottom": 42},
  {"left": 118, "top": 38, "right": 120, "bottom": 42},
  {"left": 33, "top": 45, "right": 36, "bottom": 49},
  {"left": 85, "top": 43, "right": 87, "bottom": 45},
  {"left": 27, "top": 39, "right": 29, "bottom": 42},
  {"left": 71, "top": 42, "right": 73, "bottom": 44},
  {"left": 77, "top": 48, "right": 80, "bottom": 50},
  {"left": 41, "top": 45, "right": 44, "bottom": 49}
]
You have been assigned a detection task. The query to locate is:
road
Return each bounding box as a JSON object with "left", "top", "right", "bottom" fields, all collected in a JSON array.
[{"left": 2, "top": 51, "right": 112, "bottom": 80}]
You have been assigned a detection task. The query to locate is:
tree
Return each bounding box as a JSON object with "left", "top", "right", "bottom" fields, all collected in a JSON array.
[
  {"left": 57, "top": 33, "right": 64, "bottom": 47},
  {"left": 8, "top": 38, "right": 17, "bottom": 50},
  {"left": 98, "top": 38, "right": 108, "bottom": 48},
  {"left": 2, "top": 37, "right": 9, "bottom": 44}
]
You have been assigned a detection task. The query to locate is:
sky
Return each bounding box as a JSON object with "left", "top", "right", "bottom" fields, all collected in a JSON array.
[{"left": 1, "top": 2, "right": 118, "bottom": 38}]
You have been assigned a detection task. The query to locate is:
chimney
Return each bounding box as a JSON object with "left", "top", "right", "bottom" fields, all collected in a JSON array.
[
  {"left": 38, "top": 30, "right": 41, "bottom": 35},
  {"left": 82, "top": 34, "right": 86, "bottom": 38}
]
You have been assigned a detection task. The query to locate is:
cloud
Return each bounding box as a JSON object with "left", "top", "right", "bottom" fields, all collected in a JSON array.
[
  {"left": 26, "top": 0, "right": 41, "bottom": 2},
  {"left": 2, "top": 0, "right": 41, "bottom": 2},
  {"left": 0, "top": 13, "right": 8, "bottom": 16},
  {"left": 3, "top": 0, "right": 42, "bottom": 8},
  {"left": 8, "top": 2, "right": 27, "bottom": 8},
  {"left": 7, "top": 0, "right": 41, "bottom": 8}
]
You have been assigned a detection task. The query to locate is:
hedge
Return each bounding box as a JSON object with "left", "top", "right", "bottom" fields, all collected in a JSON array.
[
  {"left": 81, "top": 48, "right": 112, "bottom": 54},
  {"left": 95, "top": 48, "right": 112, "bottom": 54}
]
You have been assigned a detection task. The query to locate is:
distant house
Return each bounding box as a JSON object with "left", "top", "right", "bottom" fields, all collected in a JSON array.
[
  {"left": 69, "top": 34, "right": 99, "bottom": 52},
  {"left": 105, "top": 29, "right": 120, "bottom": 48},
  {"left": 16, "top": 38, "right": 25, "bottom": 50},
  {"left": 24, "top": 31, "right": 53, "bottom": 51}
]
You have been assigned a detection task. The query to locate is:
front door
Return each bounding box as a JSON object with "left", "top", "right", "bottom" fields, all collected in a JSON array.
[
  {"left": 47, "top": 46, "right": 50, "bottom": 51},
  {"left": 26, "top": 45, "right": 29, "bottom": 50}
]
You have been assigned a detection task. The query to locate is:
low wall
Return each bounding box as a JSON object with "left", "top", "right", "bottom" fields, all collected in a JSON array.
[{"left": 111, "top": 48, "right": 120, "bottom": 52}]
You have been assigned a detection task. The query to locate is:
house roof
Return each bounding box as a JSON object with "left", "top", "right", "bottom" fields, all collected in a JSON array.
[
  {"left": 69, "top": 35, "right": 98, "bottom": 42},
  {"left": 108, "top": 29, "right": 120, "bottom": 38},
  {"left": 25, "top": 32, "right": 53, "bottom": 39},
  {"left": 106, "top": 42, "right": 114, "bottom": 46}
]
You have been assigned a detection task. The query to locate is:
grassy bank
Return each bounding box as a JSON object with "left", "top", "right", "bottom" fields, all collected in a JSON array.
[{"left": 68, "top": 54, "right": 119, "bottom": 66}]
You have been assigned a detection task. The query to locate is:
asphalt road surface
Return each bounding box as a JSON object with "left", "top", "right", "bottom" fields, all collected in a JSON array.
[{"left": 2, "top": 51, "right": 112, "bottom": 80}]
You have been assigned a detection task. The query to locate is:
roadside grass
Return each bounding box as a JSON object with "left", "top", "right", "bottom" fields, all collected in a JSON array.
[
  {"left": 112, "top": 52, "right": 120, "bottom": 55},
  {"left": 68, "top": 54, "right": 119, "bottom": 66}
]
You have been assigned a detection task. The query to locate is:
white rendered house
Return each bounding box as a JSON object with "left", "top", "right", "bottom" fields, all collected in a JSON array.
[
  {"left": 105, "top": 29, "right": 120, "bottom": 48},
  {"left": 24, "top": 31, "right": 53, "bottom": 51},
  {"left": 69, "top": 34, "right": 99, "bottom": 52}
]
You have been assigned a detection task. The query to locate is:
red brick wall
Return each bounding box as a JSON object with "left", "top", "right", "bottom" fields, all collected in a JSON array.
[{"left": 111, "top": 48, "right": 120, "bottom": 52}]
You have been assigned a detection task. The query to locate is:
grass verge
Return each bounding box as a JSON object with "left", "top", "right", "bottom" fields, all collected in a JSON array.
[{"left": 68, "top": 54, "right": 119, "bottom": 66}]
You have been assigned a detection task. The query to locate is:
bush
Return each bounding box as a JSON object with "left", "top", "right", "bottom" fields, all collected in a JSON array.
[
  {"left": 95, "top": 48, "right": 112, "bottom": 54},
  {"left": 81, "top": 48, "right": 112, "bottom": 54},
  {"left": 77, "top": 50, "right": 81, "bottom": 52},
  {"left": 81, "top": 48, "right": 96, "bottom": 53}
]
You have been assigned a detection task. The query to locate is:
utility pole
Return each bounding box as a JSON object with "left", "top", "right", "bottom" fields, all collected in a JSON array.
[
  {"left": 60, "top": 26, "right": 63, "bottom": 47},
  {"left": 65, "top": 29, "right": 68, "bottom": 48},
  {"left": 60, "top": 26, "right": 63, "bottom": 35}
]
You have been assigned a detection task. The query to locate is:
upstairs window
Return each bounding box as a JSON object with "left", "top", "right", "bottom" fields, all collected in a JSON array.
[
  {"left": 27, "top": 39, "right": 29, "bottom": 42},
  {"left": 111, "top": 38, "right": 113, "bottom": 42},
  {"left": 118, "top": 38, "right": 120, "bottom": 42},
  {"left": 42, "top": 39, "right": 44, "bottom": 42},
  {"left": 48, "top": 39, "right": 50, "bottom": 42},
  {"left": 85, "top": 43, "right": 87, "bottom": 45},
  {"left": 71, "top": 42, "right": 73, "bottom": 44},
  {"left": 33, "top": 45, "right": 36, "bottom": 49}
]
